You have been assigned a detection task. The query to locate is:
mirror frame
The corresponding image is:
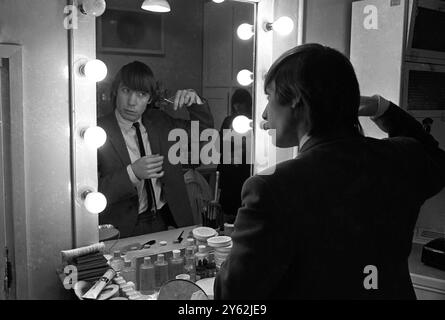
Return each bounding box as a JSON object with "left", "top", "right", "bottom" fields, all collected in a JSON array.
[{"left": 70, "top": 0, "right": 305, "bottom": 246}]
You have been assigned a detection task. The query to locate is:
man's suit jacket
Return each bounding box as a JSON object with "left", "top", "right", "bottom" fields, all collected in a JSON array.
[
  {"left": 214, "top": 103, "right": 445, "bottom": 299},
  {"left": 98, "top": 103, "right": 213, "bottom": 238}
]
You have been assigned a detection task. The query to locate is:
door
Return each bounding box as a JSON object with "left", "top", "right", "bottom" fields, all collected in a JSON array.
[{"left": 203, "top": 1, "right": 255, "bottom": 131}]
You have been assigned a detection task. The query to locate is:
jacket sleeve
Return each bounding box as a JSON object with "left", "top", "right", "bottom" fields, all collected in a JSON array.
[
  {"left": 165, "top": 100, "right": 214, "bottom": 134},
  {"left": 98, "top": 155, "right": 138, "bottom": 206},
  {"left": 373, "top": 103, "right": 445, "bottom": 199},
  {"left": 214, "top": 175, "right": 296, "bottom": 299},
  {"left": 164, "top": 101, "right": 214, "bottom": 165}
]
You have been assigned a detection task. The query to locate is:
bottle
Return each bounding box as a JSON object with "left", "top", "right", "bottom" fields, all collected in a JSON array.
[
  {"left": 206, "top": 252, "right": 217, "bottom": 278},
  {"left": 121, "top": 259, "right": 136, "bottom": 284},
  {"left": 186, "top": 238, "right": 197, "bottom": 254},
  {"left": 109, "top": 250, "right": 125, "bottom": 272},
  {"left": 139, "top": 257, "right": 155, "bottom": 295},
  {"left": 168, "top": 250, "right": 184, "bottom": 280},
  {"left": 184, "top": 247, "right": 196, "bottom": 282},
  {"left": 154, "top": 254, "right": 169, "bottom": 290},
  {"left": 195, "top": 245, "right": 209, "bottom": 280}
]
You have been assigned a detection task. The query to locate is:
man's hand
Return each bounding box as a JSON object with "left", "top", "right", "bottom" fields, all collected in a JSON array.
[
  {"left": 131, "top": 155, "right": 164, "bottom": 180},
  {"left": 173, "top": 89, "right": 203, "bottom": 110},
  {"left": 358, "top": 95, "right": 380, "bottom": 117}
]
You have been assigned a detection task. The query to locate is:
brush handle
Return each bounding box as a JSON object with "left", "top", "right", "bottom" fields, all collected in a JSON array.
[{"left": 214, "top": 171, "right": 220, "bottom": 202}]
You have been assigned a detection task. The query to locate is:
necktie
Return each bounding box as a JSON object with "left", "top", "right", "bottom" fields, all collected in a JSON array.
[{"left": 133, "top": 122, "right": 157, "bottom": 214}]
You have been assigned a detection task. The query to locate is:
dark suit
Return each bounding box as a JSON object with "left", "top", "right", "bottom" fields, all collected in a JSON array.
[
  {"left": 214, "top": 103, "right": 445, "bottom": 299},
  {"left": 98, "top": 103, "right": 213, "bottom": 238}
]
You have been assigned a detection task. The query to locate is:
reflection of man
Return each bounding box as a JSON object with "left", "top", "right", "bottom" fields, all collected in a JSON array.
[
  {"left": 217, "top": 89, "right": 253, "bottom": 223},
  {"left": 214, "top": 44, "right": 445, "bottom": 299},
  {"left": 98, "top": 61, "right": 213, "bottom": 238}
]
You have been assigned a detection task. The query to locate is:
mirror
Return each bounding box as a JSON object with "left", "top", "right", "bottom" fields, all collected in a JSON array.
[
  {"left": 158, "top": 279, "right": 209, "bottom": 300},
  {"left": 95, "top": 0, "right": 256, "bottom": 239}
]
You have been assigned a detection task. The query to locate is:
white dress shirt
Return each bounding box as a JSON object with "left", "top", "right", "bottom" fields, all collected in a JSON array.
[{"left": 115, "top": 109, "right": 166, "bottom": 214}]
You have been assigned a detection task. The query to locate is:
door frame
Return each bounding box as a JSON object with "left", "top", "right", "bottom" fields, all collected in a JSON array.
[{"left": 0, "top": 44, "right": 28, "bottom": 299}]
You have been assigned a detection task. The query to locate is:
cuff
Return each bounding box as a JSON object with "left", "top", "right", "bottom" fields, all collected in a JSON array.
[
  {"left": 127, "top": 165, "right": 140, "bottom": 185},
  {"left": 371, "top": 95, "right": 391, "bottom": 120}
]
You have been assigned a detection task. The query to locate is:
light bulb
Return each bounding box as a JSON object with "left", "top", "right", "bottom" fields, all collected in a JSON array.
[
  {"left": 270, "top": 16, "right": 294, "bottom": 36},
  {"left": 141, "top": 0, "right": 171, "bottom": 12},
  {"left": 83, "top": 126, "right": 107, "bottom": 149},
  {"left": 237, "top": 69, "right": 254, "bottom": 86},
  {"left": 83, "top": 191, "right": 107, "bottom": 214},
  {"left": 237, "top": 23, "right": 254, "bottom": 41},
  {"left": 80, "top": 0, "right": 107, "bottom": 17},
  {"left": 212, "top": 0, "right": 225, "bottom": 3},
  {"left": 232, "top": 115, "right": 252, "bottom": 134},
  {"left": 80, "top": 59, "right": 108, "bottom": 82}
]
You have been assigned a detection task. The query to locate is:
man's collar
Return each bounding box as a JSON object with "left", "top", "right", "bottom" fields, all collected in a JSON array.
[
  {"left": 115, "top": 109, "right": 141, "bottom": 132},
  {"left": 299, "top": 133, "right": 311, "bottom": 150}
]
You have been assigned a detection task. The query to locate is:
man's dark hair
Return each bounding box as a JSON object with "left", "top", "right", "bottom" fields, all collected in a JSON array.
[
  {"left": 231, "top": 88, "right": 253, "bottom": 117},
  {"left": 265, "top": 43, "right": 362, "bottom": 136},
  {"left": 110, "top": 61, "right": 158, "bottom": 108}
]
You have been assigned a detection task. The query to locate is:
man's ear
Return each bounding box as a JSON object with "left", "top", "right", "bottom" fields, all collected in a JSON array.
[{"left": 291, "top": 95, "right": 303, "bottom": 110}]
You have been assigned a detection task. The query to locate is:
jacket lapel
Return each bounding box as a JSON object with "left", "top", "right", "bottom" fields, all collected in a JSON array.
[{"left": 104, "top": 113, "right": 132, "bottom": 166}]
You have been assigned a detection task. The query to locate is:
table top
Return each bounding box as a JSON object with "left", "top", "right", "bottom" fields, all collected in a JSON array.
[
  {"left": 104, "top": 226, "right": 198, "bottom": 261},
  {"left": 104, "top": 228, "right": 445, "bottom": 290}
]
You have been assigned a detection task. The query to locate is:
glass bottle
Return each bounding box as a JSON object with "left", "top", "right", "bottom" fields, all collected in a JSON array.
[
  {"left": 186, "top": 238, "right": 197, "bottom": 254},
  {"left": 206, "top": 251, "right": 217, "bottom": 278},
  {"left": 195, "top": 245, "right": 209, "bottom": 280},
  {"left": 184, "top": 247, "right": 196, "bottom": 282},
  {"left": 154, "top": 254, "right": 169, "bottom": 290},
  {"left": 168, "top": 250, "right": 184, "bottom": 281},
  {"left": 109, "top": 250, "right": 125, "bottom": 273},
  {"left": 139, "top": 257, "right": 155, "bottom": 295},
  {"left": 121, "top": 259, "right": 136, "bottom": 284}
]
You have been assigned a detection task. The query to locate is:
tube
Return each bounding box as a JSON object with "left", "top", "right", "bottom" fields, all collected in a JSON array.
[{"left": 82, "top": 269, "right": 116, "bottom": 300}]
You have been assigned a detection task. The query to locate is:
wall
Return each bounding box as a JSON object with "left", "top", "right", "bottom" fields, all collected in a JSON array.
[
  {"left": 0, "top": 0, "right": 72, "bottom": 299},
  {"left": 97, "top": 0, "right": 204, "bottom": 119},
  {"left": 304, "top": 0, "right": 358, "bottom": 56}
]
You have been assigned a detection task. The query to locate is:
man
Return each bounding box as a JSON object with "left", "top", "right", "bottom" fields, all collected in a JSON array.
[
  {"left": 98, "top": 61, "right": 213, "bottom": 238},
  {"left": 214, "top": 44, "right": 445, "bottom": 299}
]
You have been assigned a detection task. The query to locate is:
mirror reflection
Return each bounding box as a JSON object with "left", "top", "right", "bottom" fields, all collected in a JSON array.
[
  {"left": 157, "top": 279, "right": 209, "bottom": 300},
  {"left": 96, "top": 0, "right": 255, "bottom": 239}
]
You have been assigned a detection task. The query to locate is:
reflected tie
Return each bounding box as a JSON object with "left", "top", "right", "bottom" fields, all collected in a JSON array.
[{"left": 133, "top": 122, "right": 156, "bottom": 214}]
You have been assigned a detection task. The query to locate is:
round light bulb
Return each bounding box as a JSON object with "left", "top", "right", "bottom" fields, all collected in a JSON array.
[
  {"left": 237, "top": 69, "right": 254, "bottom": 86},
  {"left": 84, "top": 191, "right": 107, "bottom": 214},
  {"left": 81, "top": 0, "right": 107, "bottom": 17},
  {"left": 232, "top": 115, "right": 252, "bottom": 134},
  {"left": 212, "top": 0, "right": 225, "bottom": 3},
  {"left": 83, "top": 126, "right": 107, "bottom": 149},
  {"left": 83, "top": 59, "right": 107, "bottom": 82},
  {"left": 272, "top": 16, "right": 294, "bottom": 36},
  {"left": 237, "top": 23, "right": 254, "bottom": 41}
]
